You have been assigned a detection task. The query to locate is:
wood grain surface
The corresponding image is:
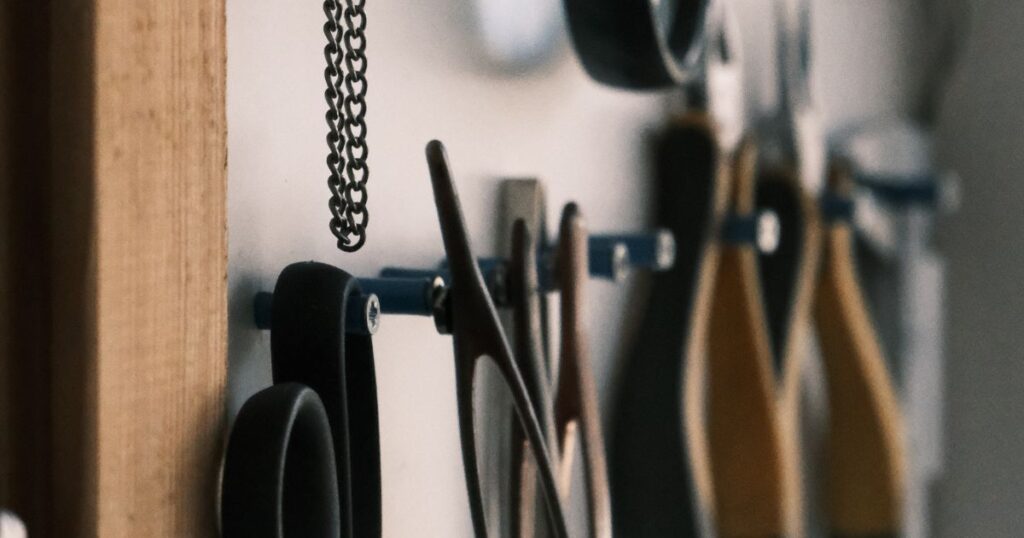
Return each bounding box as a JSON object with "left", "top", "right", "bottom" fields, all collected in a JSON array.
[
  {"left": 706, "top": 140, "right": 794, "bottom": 537},
  {"left": 3, "top": 2, "right": 227, "bottom": 536},
  {"left": 553, "top": 204, "right": 612, "bottom": 538},
  {"left": 814, "top": 165, "right": 905, "bottom": 536}
]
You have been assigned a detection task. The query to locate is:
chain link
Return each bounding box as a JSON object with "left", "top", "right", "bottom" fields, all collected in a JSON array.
[{"left": 324, "top": 0, "right": 369, "bottom": 252}]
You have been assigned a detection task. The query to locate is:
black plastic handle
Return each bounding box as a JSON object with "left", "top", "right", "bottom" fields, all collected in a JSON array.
[{"left": 221, "top": 383, "right": 341, "bottom": 538}]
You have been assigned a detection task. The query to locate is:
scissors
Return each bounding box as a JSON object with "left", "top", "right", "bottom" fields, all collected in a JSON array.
[
  {"left": 222, "top": 263, "right": 382, "bottom": 538},
  {"left": 609, "top": 3, "right": 741, "bottom": 535},
  {"left": 426, "top": 140, "right": 570, "bottom": 538},
  {"left": 751, "top": 0, "right": 827, "bottom": 534}
]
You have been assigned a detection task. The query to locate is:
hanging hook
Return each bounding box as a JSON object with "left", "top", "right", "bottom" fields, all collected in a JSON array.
[{"left": 254, "top": 275, "right": 450, "bottom": 335}]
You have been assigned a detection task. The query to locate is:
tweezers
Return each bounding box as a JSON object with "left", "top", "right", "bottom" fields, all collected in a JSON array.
[
  {"left": 507, "top": 204, "right": 613, "bottom": 538},
  {"left": 425, "top": 140, "right": 569, "bottom": 538}
]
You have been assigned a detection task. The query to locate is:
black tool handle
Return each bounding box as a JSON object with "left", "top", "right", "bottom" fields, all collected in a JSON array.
[{"left": 221, "top": 383, "right": 341, "bottom": 538}]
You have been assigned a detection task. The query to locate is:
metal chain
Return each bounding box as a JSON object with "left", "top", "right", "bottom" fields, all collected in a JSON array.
[{"left": 324, "top": 0, "right": 369, "bottom": 252}]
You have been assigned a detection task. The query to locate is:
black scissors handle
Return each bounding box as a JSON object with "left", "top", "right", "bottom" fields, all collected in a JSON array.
[
  {"left": 221, "top": 383, "right": 341, "bottom": 538},
  {"left": 426, "top": 140, "right": 569, "bottom": 538},
  {"left": 610, "top": 114, "right": 725, "bottom": 537},
  {"left": 270, "top": 262, "right": 382, "bottom": 538}
]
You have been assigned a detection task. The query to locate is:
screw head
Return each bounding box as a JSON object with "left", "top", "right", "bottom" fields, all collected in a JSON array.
[
  {"left": 655, "top": 229, "right": 677, "bottom": 270},
  {"left": 363, "top": 294, "right": 381, "bottom": 335},
  {"left": 757, "top": 209, "right": 781, "bottom": 255},
  {"left": 610, "top": 243, "right": 630, "bottom": 282}
]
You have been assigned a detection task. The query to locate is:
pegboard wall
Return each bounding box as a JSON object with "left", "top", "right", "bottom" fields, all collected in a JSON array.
[{"left": 227, "top": 1, "right": 927, "bottom": 535}]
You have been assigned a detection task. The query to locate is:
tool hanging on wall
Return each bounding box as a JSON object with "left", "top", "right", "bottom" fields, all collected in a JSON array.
[
  {"left": 823, "top": 4, "right": 967, "bottom": 536},
  {"left": 814, "top": 164, "right": 906, "bottom": 538},
  {"left": 563, "top": 0, "right": 711, "bottom": 88},
  {"left": 222, "top": 383, "right": 341, "bottom": 538},
  {"left": 380, "top": 232, "right": 675, "bottom": 304},
  {"left": 426, "top": 140, "right": 571, "bottom": 538},
  {"left": 266, "top": 263, "right": 382, "bottom": 536},
  {"left": 705, "top": 139, "right": 798, "bottom": 538},
  {"left": 507, "top": 217, "right": 560, "bottom": 538},
  {"left": 507, "top": 204, "right": 614, "bottom": 538},
  {"left": 243, "top": 168, "right": 673, "bottom": 538},
  {"left": 324, "top": 0, "right": 370, "bottom": 252},
  {"left": 609, "top": 2, "right": 749, "bottom": 536},
  {"left": 227, "top": 263, "right": 385, "bottom": 538},
  {"left": 754, "top": 0, "right": 826, "bottom": 535}
]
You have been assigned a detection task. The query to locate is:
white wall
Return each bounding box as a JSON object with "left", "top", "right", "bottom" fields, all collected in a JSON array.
[{"left": 227, "top": 1, "right": 922, "bottom": 535}]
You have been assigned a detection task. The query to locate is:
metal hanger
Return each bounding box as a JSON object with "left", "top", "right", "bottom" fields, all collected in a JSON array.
[
  {"left": 425, "top": 140, "right": 570, "bottom": 538},
  {"left": 563, "top": 0, "right": 712, "bottom": 89}
]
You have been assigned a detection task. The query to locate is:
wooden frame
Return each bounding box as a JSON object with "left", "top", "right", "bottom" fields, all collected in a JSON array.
[{"left": 1, "top": 2, "right": 227, "bottom": 536}]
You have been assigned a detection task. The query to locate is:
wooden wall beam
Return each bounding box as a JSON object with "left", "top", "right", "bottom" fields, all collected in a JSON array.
[{"left": 3, "top": 1, "right": 227, "bottom": 536}]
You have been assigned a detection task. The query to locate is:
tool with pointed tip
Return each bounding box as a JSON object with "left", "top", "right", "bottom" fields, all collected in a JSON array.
[
  {"left": 814, "top": 163, "right": 906, "bottom": 538},
  {"left": 610, "top": 3, "right": 745, "bottom": 535},
  {"left": 507, "top": 204, "right": 614, "bottom": 538},
  {"left": 706, "top": 138, "right": 798, "bottom": 538},
  {"left": 379, "top": 228, "right": 675, "bottom": 306},
  {"left": 507, "top": 218, "right": 559, "bottom": 538},
  {"left": 551, "top": 203, "right": 613, "bottom": 538},
  {"left": 425, "top": 139, "right": 569, "bottom": 538},
  {"left": 749, "top": 1, "right": 829, "bottom": 534}
]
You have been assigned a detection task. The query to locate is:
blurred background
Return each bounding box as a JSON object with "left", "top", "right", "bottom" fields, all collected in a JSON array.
[{"left": 226, "top": 0, "right": 1022, "bottom": 536}]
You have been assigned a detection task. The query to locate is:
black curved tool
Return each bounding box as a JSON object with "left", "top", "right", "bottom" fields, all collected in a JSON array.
[
  {"left": 270, "top": 262, "right": 382, "bottom": 538},
  {"left": 756, "top": 171, "right": 821, "bottom": 379},
  {"left": 610, "top": 115, "right": 725, "bottom": 537},
  {"left": 222, "top": 383, "right": 341, "bottom": 538},
  {"left": 564, "top": 0, "right": 711, "bottom": 88},
  {"left": 425, "top": 140, "right": 569, "bottom": 538},
  {"left": 507, "top": 219, "right": 559, "bottom": 538}
]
